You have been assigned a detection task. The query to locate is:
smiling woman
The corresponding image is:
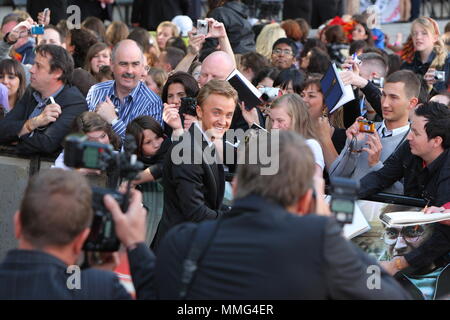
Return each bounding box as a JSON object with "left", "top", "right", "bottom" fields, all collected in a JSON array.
[{"left": 85, "top": 42, "right": 111, "bottom": 78}]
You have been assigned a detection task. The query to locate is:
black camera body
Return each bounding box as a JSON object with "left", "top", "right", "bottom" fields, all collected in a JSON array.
[
  {"left": 84, "top": 187, "right": 127, "bottom": 252},
  {"left": 179, "top": 97, "right": 197, "bottom": 117},
  {"left": 64, "top": 134, "right": 143, "bottom": 252},
  {"left": 179, "top": 97, "right": 197, "bottom": 127},
  {"left": 329, "top": 177, "right": 360, "bottom": 225}
]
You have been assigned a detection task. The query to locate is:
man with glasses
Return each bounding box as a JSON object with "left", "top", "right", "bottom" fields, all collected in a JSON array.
[
  {"left": 86, "top": 39, "right": 163, "bottom": 140},
  {"left": 270, "top": 38, "right": 298, "bottom": 71}
]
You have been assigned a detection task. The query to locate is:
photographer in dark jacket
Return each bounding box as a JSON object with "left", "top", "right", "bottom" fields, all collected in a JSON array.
[
  {"left": 0, "top": 44, "right": 87, "bottom": 156},
  {"left": 358, "top": 102, "right": 450, "bottom": 277},
  {"left": 202, "top": 0, "right": 255, "bottom": 55},
  {"left": 0, "top": 169, "right": 131, "bottom": 300}
]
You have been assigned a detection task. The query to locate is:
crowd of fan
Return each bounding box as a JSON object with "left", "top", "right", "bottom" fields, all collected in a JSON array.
[{"left": 0, "top": 0, "right": 449, "bottom": 300}]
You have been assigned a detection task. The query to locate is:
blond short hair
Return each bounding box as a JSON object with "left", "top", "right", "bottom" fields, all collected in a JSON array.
[{"left": 196, "top": 79, "right": 238, "bottom": 108}]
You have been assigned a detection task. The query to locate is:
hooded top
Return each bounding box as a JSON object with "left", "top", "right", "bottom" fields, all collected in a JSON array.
[{"left": 203, "top": 1, "right": 256, "bottom": 55}]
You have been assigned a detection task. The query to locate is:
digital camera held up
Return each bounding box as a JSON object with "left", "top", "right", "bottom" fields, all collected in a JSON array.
[{"left": 358, "top": 119, "right": 375, "bottom": 134}]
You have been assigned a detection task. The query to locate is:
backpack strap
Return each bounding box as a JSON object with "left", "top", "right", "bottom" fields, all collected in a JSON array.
[{"left": 179, "top": 220, "right": 221, "bottom": 299}]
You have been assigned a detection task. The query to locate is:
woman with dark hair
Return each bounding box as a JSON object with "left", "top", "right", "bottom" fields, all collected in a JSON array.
[
  {"left": 125, "top": 115, "right": 171, "bottom": 245},
  {"left": 252, "top": 67, "right": 280, "bottom": 88},
  {"left": 351, "top": 21, "right": 374, "bottom": 47},
  {"left": 273, "top": 68, "right": 306, "bottom": 95},
  {"left": 300, "top": 47, "right": 331, "bottom": 74},
  {"left": 0, "top": 59, "right": 27, "bottom": 111},
  {"left": 300, "top": 77, "right": 347, "bottom": 170},
  {"left": 161, "top": 71, "right": 200, "bottom": 138},
  {"left": 84, "top": 42, "right": 111, "bottom": 78},
  {"left": 68, "top": 28, "right": 99, "bottom": 69}
]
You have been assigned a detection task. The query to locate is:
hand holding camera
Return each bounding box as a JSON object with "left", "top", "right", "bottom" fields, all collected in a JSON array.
[
  {"left": 163, "top": 103, "right": 182, "bottom": 129},
  {"left": 342, "top": 54, "right": 361, "bottom": 74},
  {"left": 424, "top": 68, "right": 446, "bottom": 86},
  {"left": 200, "top": 18, "right": 227, "bottom": 39},
  {"left": 361, "top": 131, "right": 382, "bottom": 167},
  {"left": 187, "top": 30, "right": 206, "bottom": 56},
  {"left": 339, "top": 70, "right": 368, "bottom": 89},
  {"left": 346, "top": 117, "right": 369, "bottom": 141},
  {"left": 8, "top": 18, "right": 34, "bottom": 43}
]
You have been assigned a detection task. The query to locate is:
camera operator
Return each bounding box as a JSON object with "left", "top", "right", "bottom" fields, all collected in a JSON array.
[
  {"left": 108, "top": 130, "right": 410, "bottom": 299},
  {"left": 358, "top": 102, "right": 450, "bottom": 276},
  {"left": 329, "top": 70, "right": 421, "bottom": 194},
  {"left": 0, "top": 169, "right": 131, "bottom": 299}
]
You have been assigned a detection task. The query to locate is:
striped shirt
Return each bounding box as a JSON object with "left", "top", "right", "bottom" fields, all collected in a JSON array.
[{"left": 86, "top": 80, "right": 163, "bottom": 139}]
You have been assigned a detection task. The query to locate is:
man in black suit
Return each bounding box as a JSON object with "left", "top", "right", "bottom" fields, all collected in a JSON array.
[
  {"left": 151, "top": 79, "right": 237, "bottom": 250},
  {"left": 109, "top": 130, "right": 411, "bottom": 299},
  {"left": 0, "top": 44, "right": 87, "bottom": 156},
  {"left": 0, "top": 169, "right": 131, "bottom": 299}
]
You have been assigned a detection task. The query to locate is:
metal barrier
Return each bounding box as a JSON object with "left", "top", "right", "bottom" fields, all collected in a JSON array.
[
  {"left": 0, "top": 146, "right": 55, "bottom": 260},
  {"left": 361, "top": 192, "right": 427, "bottom": 208},
  {"left": 0, "top": 146, "right": 107, "bottom": 260}
]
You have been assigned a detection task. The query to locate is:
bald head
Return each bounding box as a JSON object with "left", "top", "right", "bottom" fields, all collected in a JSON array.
[
  {"left": 198, "top": 51, "right": 235, "bottom": 87},
  {"left": 112, "top": 39, "right": 144, "bottom": 63}
]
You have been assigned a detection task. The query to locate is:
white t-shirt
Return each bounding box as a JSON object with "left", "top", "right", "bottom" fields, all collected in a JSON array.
[
  {"left": 52, "top": 150, "right": 70, "bottom": 170},
  {"left": 306, "top": 139, "right": 325, "bottom": 170}
]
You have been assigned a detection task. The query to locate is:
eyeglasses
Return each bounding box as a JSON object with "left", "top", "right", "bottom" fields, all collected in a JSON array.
[
  {"left": 383, "top": 225, "right": 426, "bottom": 245},
  {"left": 272, "top": 48, "right": 293, "bottom": 56}
]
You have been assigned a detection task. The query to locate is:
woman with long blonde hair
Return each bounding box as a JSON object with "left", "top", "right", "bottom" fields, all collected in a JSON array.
[
  {"left": 401, "top": 17, "right": 449, "bottom": 94},
  {"left": 266, "top": 93, "right": 324, "bottom": 177},
  {"left": 256, "top": 23, "right": 287, "bottom": 60}
]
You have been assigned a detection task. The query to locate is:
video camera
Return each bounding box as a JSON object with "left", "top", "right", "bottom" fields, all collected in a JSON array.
[
  {"left": 329, "top": 177, "right": 360, "bottom": 225},
  {"left": 64, "top": 134, "right": 143, "bottom": 251}
]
